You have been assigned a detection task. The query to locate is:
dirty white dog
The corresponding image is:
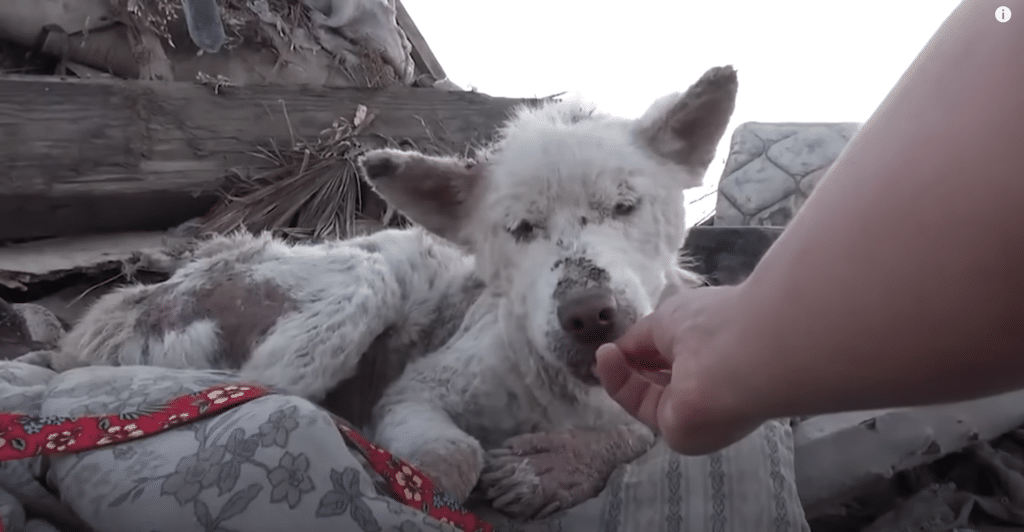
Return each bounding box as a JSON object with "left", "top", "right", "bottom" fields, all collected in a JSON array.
[{"left": 51, "top": 65, "right": 738, "bottom": 519}]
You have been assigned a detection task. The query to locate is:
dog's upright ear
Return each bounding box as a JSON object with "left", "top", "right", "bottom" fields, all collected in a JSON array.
[
  {"left": 357, "top": 149, "right": 487, "bottom": 247},
  {"left": 633, "top": 65, "right": 738, "bottom": 187}
]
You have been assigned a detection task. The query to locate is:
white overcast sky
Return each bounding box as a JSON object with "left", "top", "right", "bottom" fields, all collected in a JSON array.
[{"left": 401, "top": 0, "right": 964, "bottom": 225}]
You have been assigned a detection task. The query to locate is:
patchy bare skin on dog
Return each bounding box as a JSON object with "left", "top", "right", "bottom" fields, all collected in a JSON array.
[
  {"left": 53, "top": 65, "right": 737, "bottom": 520},
  {"left": 53, "top": 229, "right": 481, "bottom": 423},
  {"left": 136, "top": 276, "right": 298, "bottom": 368}
]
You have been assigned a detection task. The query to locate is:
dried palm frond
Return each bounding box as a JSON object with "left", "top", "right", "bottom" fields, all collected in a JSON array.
[{"left": 197, "top": 105, "right": 404, "bottom": 242}]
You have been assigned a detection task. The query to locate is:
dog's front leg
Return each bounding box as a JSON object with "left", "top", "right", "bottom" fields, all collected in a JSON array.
[
  {"left": 372, "top": 401, "right": 486, "bottom": 504},
  {"left": 481, "top": 422, "right": 656, "bottom": 519}
]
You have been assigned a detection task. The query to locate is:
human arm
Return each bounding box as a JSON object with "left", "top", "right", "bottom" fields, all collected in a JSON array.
[{"left": 596, "top": 0, "right": 1024, "bottom": 454}]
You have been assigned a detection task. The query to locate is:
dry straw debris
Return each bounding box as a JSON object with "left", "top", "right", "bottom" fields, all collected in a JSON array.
[
  {"left": 197, "top": 104, "right": 405, "bottom": 242},
  {"left": 117, "top": 0, "right": 317, "bottom": 53}
]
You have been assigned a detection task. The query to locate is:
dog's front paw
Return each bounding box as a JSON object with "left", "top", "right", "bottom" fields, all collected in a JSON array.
[
  {"left": 479, "top": 429, "right": 617, "bottom": 519},
  {"left": 409, "top": 443, "right": 484, "bottom": 504}
]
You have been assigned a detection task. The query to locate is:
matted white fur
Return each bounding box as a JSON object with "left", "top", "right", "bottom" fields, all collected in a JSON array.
[{"left": 51, "top": 65, "right": 739, "bottom": 520}]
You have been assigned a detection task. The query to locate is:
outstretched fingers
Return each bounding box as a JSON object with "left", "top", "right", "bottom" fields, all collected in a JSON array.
[{"left": 595, "top": 344, "right": 665, "bottom": 430}]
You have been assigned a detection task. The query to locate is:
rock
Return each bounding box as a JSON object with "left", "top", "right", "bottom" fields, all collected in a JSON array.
[
  {"left": 12, "top": 303, "right": 65, "bottom": 346},
  {"left": 0, "top": 297, "right": 50, "bottom": 360}
]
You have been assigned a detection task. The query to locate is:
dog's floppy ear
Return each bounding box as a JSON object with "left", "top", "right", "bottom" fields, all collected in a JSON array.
[
  {"left": 634, "top": 65, "right": 738, "bottom": 187},
  {"left": 357, "top": 149, "right": 486, "bottom": 247}
]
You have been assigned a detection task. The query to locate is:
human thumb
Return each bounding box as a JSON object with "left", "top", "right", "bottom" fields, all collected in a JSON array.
[{"left": 610, "top": 312, "right": 671, "bottom": 372}]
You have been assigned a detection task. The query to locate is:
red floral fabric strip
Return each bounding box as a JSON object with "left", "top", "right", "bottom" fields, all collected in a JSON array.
[
  {"left": 0, "top": 383, "right": 493, "bottom": 532},
  {"left": 336, "top": 422, "right": 495, "bottom": 532},
  {"left": 0, "top": 384, "right": 269, "bottom": 461},
  {"left": 0, "top": 383, "right": 270, "bottom": 532}
]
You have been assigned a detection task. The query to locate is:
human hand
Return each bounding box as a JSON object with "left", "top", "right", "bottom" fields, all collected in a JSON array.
[{"left": 594, "top": 285, "right": 765, "bottom": 455}]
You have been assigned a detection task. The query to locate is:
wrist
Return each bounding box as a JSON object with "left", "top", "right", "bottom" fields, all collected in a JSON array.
[
  {"left": 713, "top": 279, "right": 806, "bottom": 422},
  {"left": 665, "top": 285, "right": 775, "bottom": 446}
]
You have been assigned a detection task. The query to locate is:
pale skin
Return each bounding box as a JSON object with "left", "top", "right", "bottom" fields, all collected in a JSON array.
[{"left": 595, "top": 0, "right": 1024, "bottom": 456}]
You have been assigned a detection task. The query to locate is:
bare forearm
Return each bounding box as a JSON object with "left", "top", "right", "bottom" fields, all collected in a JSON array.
[{"left": 729, "top": 1, "right": 1024, "bottom": 418}]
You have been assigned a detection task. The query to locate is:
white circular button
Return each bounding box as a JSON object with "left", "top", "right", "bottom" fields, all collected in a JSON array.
[{"left": 996, "top": 6, "right": 1011, "bottom": 23}]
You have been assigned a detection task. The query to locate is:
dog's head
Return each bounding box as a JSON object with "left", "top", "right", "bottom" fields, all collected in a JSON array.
[{"left": 358, "top": 66, "right": 737, "bottom": 383}]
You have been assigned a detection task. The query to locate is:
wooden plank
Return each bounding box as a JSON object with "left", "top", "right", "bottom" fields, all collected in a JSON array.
[
  {"left": 0, "top": 75, "right": 531, "bottom": 240},
  {"left": 394, "top": 0, "right": 447, "bottom": 83},
  {"left": 794, "top": 389, "right": 1024, "bottom": 517},
  {"left": 0, "top": 232, "right": 181, "bottom": 277}
]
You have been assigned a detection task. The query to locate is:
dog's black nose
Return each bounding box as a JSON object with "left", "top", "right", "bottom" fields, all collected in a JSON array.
[{"left": 556, "top": 288, "right": 618, "bottom": 345}]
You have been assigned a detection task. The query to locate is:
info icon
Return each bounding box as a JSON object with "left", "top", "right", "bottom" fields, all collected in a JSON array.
[{"left": 996, "top": 6, "right": 1011, "bottom": 23}]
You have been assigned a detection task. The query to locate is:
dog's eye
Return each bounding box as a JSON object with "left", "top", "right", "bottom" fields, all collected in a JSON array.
[
  {"left": 613, "top": 201, "right": 637, "bottom": 217},
  {"left": 509, "top": 220, "right": 537, "bottom": 242}
]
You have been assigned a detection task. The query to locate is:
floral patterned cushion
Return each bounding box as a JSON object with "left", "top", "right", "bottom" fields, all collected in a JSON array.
[
  {"left": 40, "top": 365, "right": 458, "bottom": 532},
  {"left": 0, "top": 362, "right": 94, "bottom": 532}
]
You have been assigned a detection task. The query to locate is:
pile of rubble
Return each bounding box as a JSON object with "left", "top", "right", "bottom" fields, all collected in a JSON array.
[
  {"left": 0, "top": 0, "right": 433, "bottom": 88},
  {"left": 0, "top": 0, "right": 532, "bottom": 327}
]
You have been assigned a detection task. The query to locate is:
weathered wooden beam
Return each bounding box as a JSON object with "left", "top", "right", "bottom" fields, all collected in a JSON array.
[
  {"left": 0, "top": 75, "right": 532, "bottom": 240},
  {"left": 395, "top": 0, "right": 448, "bottom": 83},
  {"left": 0, "top": 231, "right": 186, "bottom": 289}
]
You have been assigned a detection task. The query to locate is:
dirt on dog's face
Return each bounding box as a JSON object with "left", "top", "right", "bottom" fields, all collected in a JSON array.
[
  {"left": 358, "top": 65, "right": 739, "bottom": 384},
  {"left": 471, "top": 127, "right": 692, "bottom": 383}
]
